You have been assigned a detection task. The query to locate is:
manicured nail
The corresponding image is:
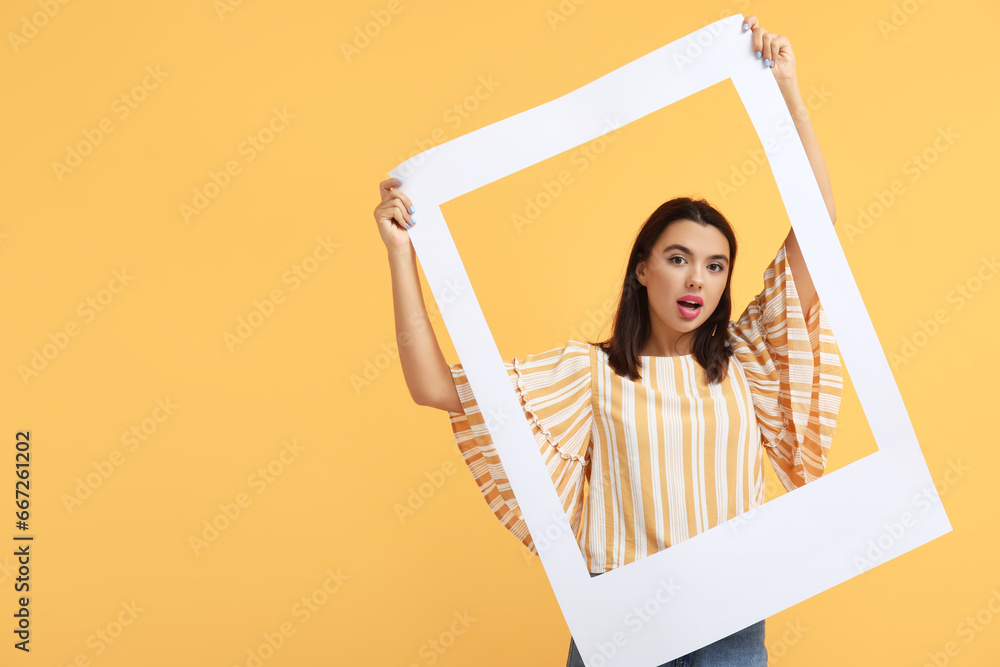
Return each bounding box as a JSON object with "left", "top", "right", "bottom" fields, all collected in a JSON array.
[
  {"left": 397, "top": 178, "right": 404, "bottom": 183},
  {"left": 755, "top": 50, "right": 761, "bottom": 59},
  {"left": 742, "top": 22, "right": 748, "bottom": 30},
  {"left": 409, "top": 205, "right": 414, "bottom": 213},
  {"left": 769, "top": 61, "right": 774, "bottom": 68},
  {"left": 763, "top": 59, "right": 770, "bottom": 66},
  {"left": 410, "top": 215, "right": 416, "bottom": 224}
]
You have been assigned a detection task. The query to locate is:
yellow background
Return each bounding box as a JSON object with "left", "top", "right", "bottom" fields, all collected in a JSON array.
[{"left": 2, "top": 0, "right": 996, "bottom": 665}]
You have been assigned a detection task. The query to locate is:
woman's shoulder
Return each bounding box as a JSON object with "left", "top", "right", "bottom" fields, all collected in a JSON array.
[
  {"left": 510, "top": 339, "right": 595, "bottom": 407},
  {"left": 520, "top": 339, "right": 594, "bottom": 369}
]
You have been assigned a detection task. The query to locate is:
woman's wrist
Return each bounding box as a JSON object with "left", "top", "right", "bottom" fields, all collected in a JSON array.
[
  {"left": 775, "top": 73, "right": 799, "bottom": 89},
  {"left": 776, "top": 77, "right": 809, "bottom": 119},
  {"left": 776, "top": 76, "right": 802, "bottom": 101},
  {"left": 387, "top": 243, "right": 415, "bottom": 265}
]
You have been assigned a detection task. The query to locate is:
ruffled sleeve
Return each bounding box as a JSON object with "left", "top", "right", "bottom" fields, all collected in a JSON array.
[
  {"left": 727, "top": 241, "right": 844, "bottom": 492},
  {"left": 446, "top": 340, "right": 593, "bottom": 555}
]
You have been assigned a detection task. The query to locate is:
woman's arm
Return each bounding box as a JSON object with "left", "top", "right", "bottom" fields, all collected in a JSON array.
[
  {"left": 777, "top": 79, "right": 835, "bottom": 314},
  {"left": 745, "top": 16, "right": 836, "bottom": 314},
  {"left": 388, "top": 244, "right": 463, "bottom": 413},
  {"left": 375, "top": 178, "right": 463, "bottom": 413}
]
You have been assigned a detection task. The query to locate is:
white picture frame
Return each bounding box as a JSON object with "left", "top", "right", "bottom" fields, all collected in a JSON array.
[{"left": 389, "top": 14, "right": 952, "bottom": 666}]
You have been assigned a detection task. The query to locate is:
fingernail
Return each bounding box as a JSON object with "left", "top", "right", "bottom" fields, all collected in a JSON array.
[
  {"left": 397, "top": 178, "right": 404, "bottom": 183},
  {"left": 409, "top": 205, "right": 415, "bottom": 213},
  {"left": 411, "top": 215, "right": 417, "bottom": 224},
  {"left": 755, "top": 50, "right": 761, "bottom": 59},
  {"left": 769, "top": 61, "right": 774, "bottom": 68},
  {"left": 763, "top": 59, "right": 769, "bottom": 66},
  {"left": 742, "top": 22, "right": 748, "bottom": 30}
]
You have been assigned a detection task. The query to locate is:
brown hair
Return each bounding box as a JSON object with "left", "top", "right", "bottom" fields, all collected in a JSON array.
[{"left": 592, "top": 197, "right": 738, "bottom": 384}]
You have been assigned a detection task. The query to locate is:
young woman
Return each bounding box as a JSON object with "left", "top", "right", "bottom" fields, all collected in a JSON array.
[{"left": 374, "top": 16, "right": 842, "bottom": 667}]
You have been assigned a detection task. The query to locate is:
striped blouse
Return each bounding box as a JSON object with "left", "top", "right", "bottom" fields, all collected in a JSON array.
[{"left": 446, "top": 241, "right": 843, "bottom": 573}]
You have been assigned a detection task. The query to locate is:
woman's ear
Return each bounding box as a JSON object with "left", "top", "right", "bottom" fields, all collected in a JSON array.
[{"left": 635, "top": 261, "right": 647, "bottom": 287}]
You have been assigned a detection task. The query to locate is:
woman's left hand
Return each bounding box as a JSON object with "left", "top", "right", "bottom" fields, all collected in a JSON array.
[{"left": 742, "top": 15, "right": 796, "bottom": 83}]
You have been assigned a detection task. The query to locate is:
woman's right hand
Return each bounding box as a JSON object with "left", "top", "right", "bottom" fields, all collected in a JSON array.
[{"left": 374, "top": 177, "right": 416, "bottom": 253}]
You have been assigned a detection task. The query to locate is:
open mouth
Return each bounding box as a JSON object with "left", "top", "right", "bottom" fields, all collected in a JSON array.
[{"left": 677, "top": 301, "right": 702, "bottom": 319}]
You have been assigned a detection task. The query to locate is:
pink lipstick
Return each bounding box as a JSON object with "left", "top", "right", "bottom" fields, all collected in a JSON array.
[{"left": 677, "top": 294, "right": 703, "bottom": 320}]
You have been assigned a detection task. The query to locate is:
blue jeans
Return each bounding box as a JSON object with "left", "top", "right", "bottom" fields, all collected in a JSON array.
[{"left": 565, "top": 573, "right": 768, "bottom": 667}]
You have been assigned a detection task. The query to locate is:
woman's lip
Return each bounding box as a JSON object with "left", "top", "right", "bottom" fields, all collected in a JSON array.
[{"left": 677, "top": 302, "right": 702, "bottom": 319}]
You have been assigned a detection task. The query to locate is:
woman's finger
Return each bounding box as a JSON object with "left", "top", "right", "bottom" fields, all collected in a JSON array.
[
  {"left": 382, "top": 199, "right": 413, "bottom": 228},
  {"left": 390, "top": 191, "right": 415, "bottom": 223},
  {"left": 393, "top": 187, "right": 414, "bottom": 216},
  {"left": 746, "top": 18, "right": 761, "bottom": 58},
  {"left": 771, "top": 34, "right": 790, "bottom": 65},
  {"left": 378, "top": 178, "right": 392, "bottom": 202},
  {"left": 761, "top": 32, "right": 774, "bottom": 66},
  {"left": 392, "top": 199, "right": 414, "bottom": 229},
  {"left": 392, "top": 200, "right": 412, "bottom": 229},
  {"left": 378, "top": 177, "right": 405, "bottom": 203},
  {"left": 379, "top": 178, "right": 416, "bottom": 221}
]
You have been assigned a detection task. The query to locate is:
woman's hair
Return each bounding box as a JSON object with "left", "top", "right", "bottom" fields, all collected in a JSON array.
[{"left": 592, "top": 197, "right": 738, "bottom": 384}]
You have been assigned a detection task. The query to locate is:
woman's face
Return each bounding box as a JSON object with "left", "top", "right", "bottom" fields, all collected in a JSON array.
[{"left": 635, "top": 219, "right": 731, "bottom": 347}]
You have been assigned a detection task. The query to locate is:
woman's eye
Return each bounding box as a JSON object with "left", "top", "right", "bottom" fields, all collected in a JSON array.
[
  {"left": 710, "top": 262, "right": 724, "bottom": 271},
  {"left": 669, "top": 256, "right": 685, "bottom": 265}
]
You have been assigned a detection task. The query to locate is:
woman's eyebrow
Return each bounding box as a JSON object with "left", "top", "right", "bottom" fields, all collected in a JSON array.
[{"left": 662, "top": 243, "right": 729, "bottom": 262}]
